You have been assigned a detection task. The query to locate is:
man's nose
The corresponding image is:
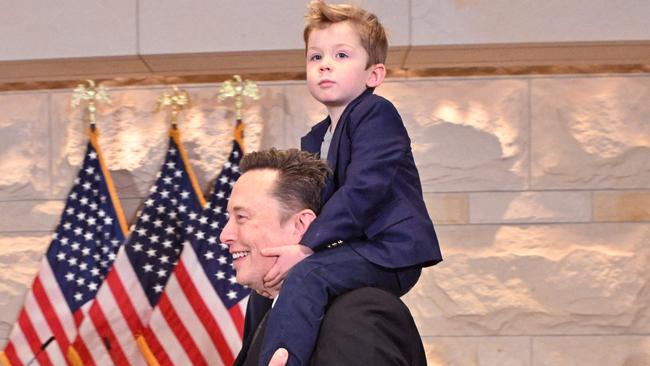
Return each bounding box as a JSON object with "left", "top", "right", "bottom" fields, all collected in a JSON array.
[{"left": 219, "top": 218, "right": 235, "bottom": 245}]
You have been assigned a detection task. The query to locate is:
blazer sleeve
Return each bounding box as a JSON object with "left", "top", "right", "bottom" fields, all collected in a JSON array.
[{"left": 301, "top": 98, "right": 412, "bottom": 250}]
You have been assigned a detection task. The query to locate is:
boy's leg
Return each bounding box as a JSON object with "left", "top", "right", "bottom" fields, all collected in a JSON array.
[{"left": 258, "top": 244, "right": 403, "bottom": 366}]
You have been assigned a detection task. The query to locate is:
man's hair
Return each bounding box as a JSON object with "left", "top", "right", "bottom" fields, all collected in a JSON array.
[
  {"left": 239, "top": 148, "right": 331, "bottom": 220},
  {"left": 304, "top": 0, "right": 388, "bottom": 68}
]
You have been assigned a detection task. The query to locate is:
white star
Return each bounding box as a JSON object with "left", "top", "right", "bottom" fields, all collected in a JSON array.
[
  {"left": 76, "top": 277, "right": 85, "bottom": 286},
  {"left": 87, "top": 282, "right": 98, "bottom": 291},
  {"left": 97, "top": 209, "right": 106, "bottom": 218},
  {"left": 163, "top": 176, "right": 173, "bottom": 185},
  {"left": 149, "top": 235, "right": 160, "bottom": 243},
  {"left": 189, "top": 212, "right": 198, "bottom": 220},
  {"left": 63, "top": 222, "right": 72, "bottom": 230},
  {"left": 218, "top": 256, "right": 227, "bottom": 265},
  {"left": 215, "top": 271, "right": 225, "bottom": 280},
  {"left": 208, "top": 236, "right": 218, "bottom": 245},
  {"left": 178, "top": 205, "right": 187, "bottom": 213},
  {"left": 156, "top": 269, "right": 167, "bottom": 278},
  {"left": 140, "top": 214, "right": 150, "bottom": 222},
  {"left": 159, "top": 255, "right": 170, "bottom": 264},
  {"left": 143, "top": 263, "right": 153, "bottom": 272},
  {"left": 160, "top": 190, "right": 170, "bottom": 199},
  {"left": 216, "top": 191, "right": 225, "bottom": 199},
  {"left": 103, "top": 216, "right": 113, "bottom": 225},
  {"left": 199, "top": 217, "right": 208, "bottom": 225},
  {"left": 76, "top": 212, "right": 86, "bottom": 221},
  {"left": 154, "top": 284, "right": 164, "bottom": 293},
  {"left": 147, "top": 249, "right": 157, "bottom": 257},
  {"left": 133, "top": 243, "right": 143, "bottom": 252},
  {"left": 68, "top": 257, "right": 78, "bottom": 266},
  {"left": 66, "top": 207, "right": 75, "bottom": 215},
  {"left": 210, "top": 221, "right": 219, "bottom": 229},
  {"left": 91, "top": 267, "right": 100, "bottom": 277},
  {"left": 164, "top": 226, "right": 175, "bottom": 235},
  {"left": 65, "top": 272, "right": 75, "bottom": 281},
  {"left": 82, "top": 247, "right": 91, "bottom": 256},
  {"left": 85, "top": 166, "right": 95, "bottom": 175},
  {"left": 84, "top": 232, "right": 94, "bottom": 241},
  {"left": 89, "top": 151, "right": 97, "bottom": 160},
  {"left": 145, "top": 198, "right": 155, "bottom": 207},
  {"left": 229, "top": 276, "right": 237, "bottom": 285},
  {"left": 57, "top": 252, "right": 66, "bottom": 261},
  {"left": 227, "top": 290, "right": 237, "bottom": 300},
  {"left": 204, "top": 251, "right": 214, "bottom": 260},
  {"left": 219, "top": 176, "right": 228, "bottom": 184},
  {"left": 166, "top": 162, "right": 176, "bottom": 169},
  {"left": 137, "top": 228, "right": 147, "bottom": 236},
  {"left": 162, "top": 240, "right": 173, "bottom": 248},
  {"left": 195, "top": 231, "right": 205, "bottom": 240},
  {"left": 60, "top": 238, "right": 69, "bottom": 246},
  {"left": 74, "top": 292, "right": 83, "bottom": 301},
  {"left": 156, "top": 205, "right": 166, "bottom": 214},
  {"left": 87, "top": 217, "right": 97, "bottom": 226},
  {"left": 153, "top": 219, "right": 163, "bottom": 228},
  {"left": 180, "top": 191, "right": 190, "bottom": 199},
  {"left": 82, "top": 182, "right": 92, "bottom": 190}
]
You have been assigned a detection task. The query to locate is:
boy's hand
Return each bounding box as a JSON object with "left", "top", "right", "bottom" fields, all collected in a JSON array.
[{"left": 261, "top": 244, "right": 313, "bottom": 288}]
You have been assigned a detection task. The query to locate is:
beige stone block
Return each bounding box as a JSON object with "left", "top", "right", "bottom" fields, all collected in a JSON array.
[
  {"left": 531, "top": 76, "right": 650, "bottom": 189},
  {"left": 0, "top": 1, "right": 136, "bottom": 61},
  {"left": 470, "top": 191, "right": 591, "bottom": 224},
  {"left": 0, "top": 92, "right": 50, "bottom": 200},
  {"left": 0, "top": 234, "right": 50, "bottom": 345},
  {"left": 379, "top": 79, "right": 529, "bottom": 192},
  {"left": 423, "top": 336, "right": 530, "bottom": 366},
  {"left": 0, "top": 200, "right": 63, "bottom": 232},
  {"left": 412, "top": 1, "right": 650, "bottom": 46},
  {"left": 139, "top": 0, "right": 409, "bottom": 55},
  {"left": 49, "top": 84, "right": 265, "bottom": 199},
  {"left": 594, "top": 190, "right": 650, "bottom": 222},
  {"left": 404, "top": 223, "right": 650, "bottom": 336},
  {"left": 532, "top": 336, "right": 650, "bottom": 366},
  {"left": 424, "top": 193, "right": 469, "bottom": 224}
]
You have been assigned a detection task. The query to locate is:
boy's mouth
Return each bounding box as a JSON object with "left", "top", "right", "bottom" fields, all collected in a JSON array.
[{"left": 319, "top": 80, "right": 335, "bottom": 87}]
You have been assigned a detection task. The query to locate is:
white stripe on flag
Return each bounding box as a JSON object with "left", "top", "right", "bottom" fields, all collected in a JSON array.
[
  {"left": 38, "top": 263, "right": 75, "bottom": 341},
  {"left": 147, "top": 297, "right": 194, "bottom": 365}
]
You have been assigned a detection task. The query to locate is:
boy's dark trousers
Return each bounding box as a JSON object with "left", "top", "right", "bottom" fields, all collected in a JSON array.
[{"left": 258, "top": 243, "right": 421, "bottom": 366}]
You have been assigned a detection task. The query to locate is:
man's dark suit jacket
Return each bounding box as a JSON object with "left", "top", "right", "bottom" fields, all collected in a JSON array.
[
  {"left": 233, "top": 288, "right": 427, "bottom": 366},
  {"left": 300, "top": 88, "right": 442, "bottom": 269}
]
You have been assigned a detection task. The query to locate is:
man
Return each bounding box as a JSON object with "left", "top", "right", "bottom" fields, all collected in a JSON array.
[{"left": 220, "top": 149, "right": 426, "bottom": 366}]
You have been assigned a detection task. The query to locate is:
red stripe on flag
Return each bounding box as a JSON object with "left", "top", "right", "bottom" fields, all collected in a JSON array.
[
  {"left": 142, "top": 324, "right": 172, "bottom": 366},
  {"left": 107, "top": 269, "right": 146, "bottom": 335},
  {"left": 32, "top": 277, "right": 70, "bottom": 351},
  {"left": 158, "top": 293, "right": 207, "bottom": 366},
  {"left": 174, "top": 261, "right": 235, "bottom": 365},
  {"left": 17, "top": 311, "right": 53, "bottom": 366},
  {"left": 73, "top": 309, "right": 84, "bottom": 328},
  {"left": 229, "top": 305, "right": 245, "bottom": 339},
  {"left": 71, "top": 330, "right": 95, "bottom": 366},
  {"left": 4, "top": 342, "right": 19, "bottom": 366}
]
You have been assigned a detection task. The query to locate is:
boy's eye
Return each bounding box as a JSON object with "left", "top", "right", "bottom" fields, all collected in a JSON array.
[
  {"left": 309, "top": 54, "right": 322, "bottom": 61},
  {"left": 335, "top": 52, "right": 349, "bottom": 59}
]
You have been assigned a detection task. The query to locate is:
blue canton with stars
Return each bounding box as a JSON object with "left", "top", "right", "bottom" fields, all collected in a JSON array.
[
  {"left": 191, "top": 140, "right": 248, "bottom": 309},
  {"left": 125, "top": 137, "right": 203, "bottom": 307},
  {"left": 46, "top": 142, "right": 125, "bottom": 312}
]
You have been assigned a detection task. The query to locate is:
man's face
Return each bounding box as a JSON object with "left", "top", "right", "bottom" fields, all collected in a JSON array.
[
  {"left": 220, "top": 169, "right": 297, "bottom": 293},
  {"left": 306, "top": 21, "right": 374, "bottom": 109}
]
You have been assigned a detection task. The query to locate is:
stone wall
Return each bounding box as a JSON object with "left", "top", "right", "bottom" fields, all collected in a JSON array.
[{"left": 1, "top": 74, "right": 649, "bottom": 365}]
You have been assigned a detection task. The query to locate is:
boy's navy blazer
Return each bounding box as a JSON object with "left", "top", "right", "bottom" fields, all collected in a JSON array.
[{"left": 300, "top": 89, "right": 442, "bottom": 268}]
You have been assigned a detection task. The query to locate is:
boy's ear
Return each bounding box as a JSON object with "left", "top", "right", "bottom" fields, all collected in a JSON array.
[
  {"left": 366, "top": 63, "right": 386, "bottom": 88},
  {"left": 292, "top": 209, "right": 317, "bottom": 238}
]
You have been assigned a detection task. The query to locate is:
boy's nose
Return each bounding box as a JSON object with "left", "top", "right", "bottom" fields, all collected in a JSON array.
[{"left": 319, "top": 62, "right": 331, "bottom": 72}]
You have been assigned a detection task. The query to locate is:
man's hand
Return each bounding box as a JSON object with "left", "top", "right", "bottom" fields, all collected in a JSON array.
[
  {"left": 261, "top": 244, "right": 313, "bottom": 288},
  {"left": 268, "top": 348, "right": 288, "bottom": 366}
]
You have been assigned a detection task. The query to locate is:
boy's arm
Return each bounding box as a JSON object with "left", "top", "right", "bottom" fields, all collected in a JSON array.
[{"left": 301, "top": 98, "right": 411, "bottom": 250}]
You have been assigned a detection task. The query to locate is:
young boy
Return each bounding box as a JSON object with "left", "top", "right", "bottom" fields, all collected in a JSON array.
[{"left": 258, "top": 1, "right": 442, "bottom": 365}]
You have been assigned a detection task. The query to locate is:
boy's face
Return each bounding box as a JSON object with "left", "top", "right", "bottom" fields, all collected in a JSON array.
[{"left": 306, "top": 21, "right": 379, "bottom": 110}]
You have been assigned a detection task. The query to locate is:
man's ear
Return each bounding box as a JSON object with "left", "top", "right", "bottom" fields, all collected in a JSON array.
[
  {"left": 292, "top": 209, "right": 317, "bottom": 238},
  {"left": 366, "top": 63, "right": 386, "bottom": 88}
]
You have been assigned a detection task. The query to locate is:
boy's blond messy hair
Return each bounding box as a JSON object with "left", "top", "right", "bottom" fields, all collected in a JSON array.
[{"left": 304, "top": 0, "right": 388, "bottom": 68}]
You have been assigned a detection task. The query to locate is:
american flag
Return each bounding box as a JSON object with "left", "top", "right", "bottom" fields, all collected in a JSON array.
[
  {"left": 1, "top": 131, "right": 128, "bottom": 366},
  {"left": 143, "top": 134, "right": 249, "bottom": 365},
  {"left": 70, "top": 130, "right": 205, "bottom": 365}
]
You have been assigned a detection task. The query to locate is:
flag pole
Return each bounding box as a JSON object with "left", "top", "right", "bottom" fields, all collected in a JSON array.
[{"left": 217, "top": 74, "right": 260, "bottom": 154}]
